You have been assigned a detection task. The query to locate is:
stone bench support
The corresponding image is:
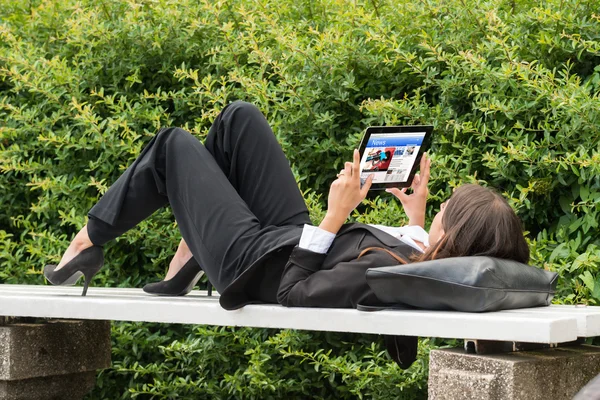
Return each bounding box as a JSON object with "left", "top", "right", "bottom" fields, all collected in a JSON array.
[
  {"left": 0, "top": 319, "right": 111, "bottom": 400},
  {"left": 428, "top": 345, "right": 600, "bottom": 400}
]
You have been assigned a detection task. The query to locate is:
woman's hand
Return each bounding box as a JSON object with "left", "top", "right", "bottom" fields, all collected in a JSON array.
[
  {"left": 386, "top": 154, "right": 431, "bottom": 228},
  {"left": 319, "top": 149, "right": 374, "bottom": 234}
]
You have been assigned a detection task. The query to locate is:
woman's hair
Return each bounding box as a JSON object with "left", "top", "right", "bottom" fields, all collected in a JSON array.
[
  {"left": 420, "top": 184, "right": 529, "bottom": 264},
  {"left": 360, "top": 184, "right": 530, "bottom": 264}
]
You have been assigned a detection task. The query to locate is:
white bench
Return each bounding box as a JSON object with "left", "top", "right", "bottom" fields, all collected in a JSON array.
[{"left": 1, "top": 284, "right": 599, "bottom": 400}]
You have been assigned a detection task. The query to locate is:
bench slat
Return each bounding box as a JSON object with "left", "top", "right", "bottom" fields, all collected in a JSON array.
[
  {"left": 0, "top": 285, "right": 580, "bottom": 343},
  {"left": 501, "top": 305, "right": 600, "bottom": 337}
]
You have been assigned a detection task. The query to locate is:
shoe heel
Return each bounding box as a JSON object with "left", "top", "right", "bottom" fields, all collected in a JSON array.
[
  {"left": 82, "top": 278, "right": 90, "bottom": 297},
  {"left": 80, "top": 261, "right": 104, "bottom": 297}
]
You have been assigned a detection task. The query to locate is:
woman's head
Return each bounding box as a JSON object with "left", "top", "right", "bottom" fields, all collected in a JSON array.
[{"left": 424, "top": 184, "right": 529, "bottom": 264}]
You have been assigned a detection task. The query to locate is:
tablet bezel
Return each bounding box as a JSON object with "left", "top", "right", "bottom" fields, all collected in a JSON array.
[{"left": 358, "top": 125, "right": 434, "bottom": 190}]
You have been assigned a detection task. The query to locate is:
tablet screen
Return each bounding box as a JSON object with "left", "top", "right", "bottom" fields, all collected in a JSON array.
[{"left": 359, "top": 131, "right": 427, "bottom": 184}]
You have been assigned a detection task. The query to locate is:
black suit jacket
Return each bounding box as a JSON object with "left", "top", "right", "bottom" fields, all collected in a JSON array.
[
  {"left": 219, "top": 223, "right": 420, "bottom": 310},
  {"left": 277, "top": 223, "right": 420, "bottom": 308}
]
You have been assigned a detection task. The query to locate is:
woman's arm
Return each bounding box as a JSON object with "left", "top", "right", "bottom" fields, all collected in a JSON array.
[
  {"left": 275, "top": 150, "right": 380, "bottom": 307},
  {"left": 319, "top": 149, "right": 373, "bottom": 234},
  {"left": 385, "top": 154, "right": 431, "bottom": 228}
]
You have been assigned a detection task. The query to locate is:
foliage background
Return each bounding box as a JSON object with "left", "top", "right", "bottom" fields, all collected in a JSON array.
[{"left": 1, "top": 0, "right": 600, "bottom": 398}]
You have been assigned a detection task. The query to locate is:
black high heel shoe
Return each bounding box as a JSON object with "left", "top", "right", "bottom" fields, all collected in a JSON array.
[
  {"left": 43, "top": 246, "right": 104, "bottom": 296},
  {"left": 143, "top": 258, "right": 211, "bottom": 296}
]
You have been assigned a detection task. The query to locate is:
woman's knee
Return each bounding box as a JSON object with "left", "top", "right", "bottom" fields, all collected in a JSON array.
[
  {"left": 205, "top": 101, "right": 273, "bottom": 154},
  {"left": 159, "top": 127, "right": 194, "bottom": 141},
  {"left": 157, "top": 127, "right": 200, "bottom": 152},
  {"left": 221, "top": 101, "right": 265, "bottom": 125}
]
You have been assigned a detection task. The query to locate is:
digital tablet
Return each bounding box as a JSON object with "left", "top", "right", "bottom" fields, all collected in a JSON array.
[{"left": 358, "top": 125, "right": 434, "bottom": 190}]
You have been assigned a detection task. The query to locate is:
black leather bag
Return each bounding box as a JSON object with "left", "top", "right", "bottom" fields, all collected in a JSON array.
[{"left": 365, "top": 256, "right": 558, "bottom": 312}]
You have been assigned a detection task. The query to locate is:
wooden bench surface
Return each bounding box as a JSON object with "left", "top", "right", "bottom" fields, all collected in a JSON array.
[{"left": 0, "top": 284, "right": 597, "bottom": 344}]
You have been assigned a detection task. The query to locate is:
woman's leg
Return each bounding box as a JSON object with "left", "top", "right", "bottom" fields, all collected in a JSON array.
[
  {"left": 84, "top": 126, "right": 299, "bottom": 291},
  {"left": 56, "top": 102, "right": 307, "bottom": 290},
  {"left": 165, "top": 101, "right": 311, "bottom": 277},
  {"left": 57, "top": 129, "right": 172, "bottom": 269},
  {"left": 204, "top": 101, "right": 310, "bottom": 228},
  {"left": 59, "top": 103, "right": 307, "bottom": 292}
]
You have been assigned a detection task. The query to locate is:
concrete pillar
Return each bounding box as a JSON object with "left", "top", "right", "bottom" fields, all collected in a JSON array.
[
  {"left": 428, "top": 345, "right": 600, "bottom": 400},
  {"left": 0, "top": 319, "right": 111, "bottom": 400}
]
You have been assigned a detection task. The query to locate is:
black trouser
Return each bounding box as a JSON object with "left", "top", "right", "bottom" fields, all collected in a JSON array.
[{"left": 87, "top": 102, "right": 311, "bottom": 292}]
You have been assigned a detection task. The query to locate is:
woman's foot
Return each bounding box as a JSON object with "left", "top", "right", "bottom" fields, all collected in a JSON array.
[
  {"left": 143, "top": 239, "right": 203, "bottom": 296},
  {"left": 164, "top": 238, "right": 194, "bottom": 280},
  {"left": 55, "top": 225, "right": 94, "bottom": 271},
  {"left": 44, "top": 224, "right": 104, "bottom": 296}
]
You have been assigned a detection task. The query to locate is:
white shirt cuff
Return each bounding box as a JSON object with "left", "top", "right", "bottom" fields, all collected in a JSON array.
[{"left": 298, "top": 224, "right": 336, "bottom": 254}]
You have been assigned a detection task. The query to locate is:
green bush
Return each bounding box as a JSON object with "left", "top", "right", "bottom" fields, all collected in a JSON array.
[
  {"left": 97, "top": 322, "right": 428, "bottom": 399},
  {"left": 2, "top": 0, "right": 600, "bottom": 398}
]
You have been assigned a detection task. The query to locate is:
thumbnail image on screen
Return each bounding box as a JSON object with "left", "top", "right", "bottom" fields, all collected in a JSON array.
[{"left": 360, "top": 132, "right": 425, "bottom": 184}]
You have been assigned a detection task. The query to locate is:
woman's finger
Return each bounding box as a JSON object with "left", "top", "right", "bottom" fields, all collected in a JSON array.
[
  {"left": 344, "top": 161, "right": 353, "bottom": 177},
  {"left": 352, "top": 149, "right": 361, "bottom": 178},
  {"left": 420, "top": 153, "right": 427, "bottom": 169},
  {"left": 421, "top": 153, "right": 431, "bottom": 184},
  {"left": 360, "top": 174, "right": 374, "bottom": 196},
  {"left": 412, "top": 174, "right": 421, "bottom": 188},
  {"left": 386, "top": 187, "right": 399, "bottom": 199},
  {"left": 386, "top": 187, "right": 407, "bottom": 201}
]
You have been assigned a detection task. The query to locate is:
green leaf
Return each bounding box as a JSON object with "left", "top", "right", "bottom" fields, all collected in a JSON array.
[
  {"left": 579, "top": 271, "right": 595, "bottom": 292},
  {"left": 580, "top": 185, "right": 590, "bottom": 202}
]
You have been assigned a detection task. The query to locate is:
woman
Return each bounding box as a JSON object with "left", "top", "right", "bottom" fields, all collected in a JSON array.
[{"left": 44, "top": 101, "right": 529, "bottom": 311}]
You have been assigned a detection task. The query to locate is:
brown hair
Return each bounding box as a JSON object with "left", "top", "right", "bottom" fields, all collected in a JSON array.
[{"left": 360, "top": 184, "right": 530, "bottom": 264}]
